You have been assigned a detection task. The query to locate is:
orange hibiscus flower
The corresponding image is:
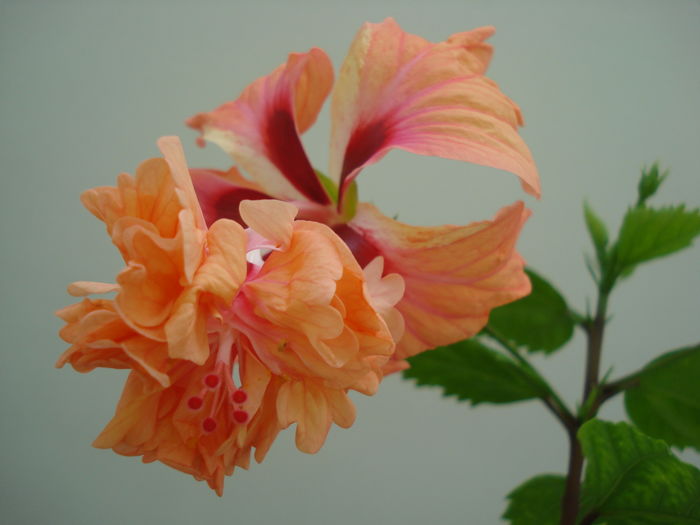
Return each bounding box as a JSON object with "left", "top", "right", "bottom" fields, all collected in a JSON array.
[{"left": 57, "top": 137, "right": 396, "bottom": 494}]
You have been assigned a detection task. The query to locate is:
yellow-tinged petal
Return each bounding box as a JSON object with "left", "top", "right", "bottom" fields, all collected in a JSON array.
[
  {"left": 157, "top": 136, "right": 207, "bottom": 231},
  {"left": 350, "top": 201, "right": 531, "bottom": 358},
  {"left": 330, "top": 18, "right": 539, "bottom": 202},
  {"left": 239, "top": 199, "right": 298, "bottom": 249},
  {"left": 195, "top": 218, "right": 247, "bottom": 302},
  {"left": 67, "top": 281, "right": 119, "bottom": 297}
]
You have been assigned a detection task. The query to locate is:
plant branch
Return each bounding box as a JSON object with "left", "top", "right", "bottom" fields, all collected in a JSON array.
[
  {"left": 559, "top": 290, "right": 610, "bottom": 525},
  {"left": 483, "top": 327, "right": 576, "bottom": 432}
]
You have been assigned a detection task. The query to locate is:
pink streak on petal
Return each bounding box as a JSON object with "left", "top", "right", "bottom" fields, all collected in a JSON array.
[
  {"left": 330, "top": 18, "right": 540, "bottom": 203},
  {"left": 190, "top": 169, "right": 272, "bottom": 227},
  {"left": 187, "top": 49, "right": 334, "bottom": 204}
]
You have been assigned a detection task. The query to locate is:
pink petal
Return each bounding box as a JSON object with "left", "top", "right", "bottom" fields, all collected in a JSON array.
[
  {"left": 329, "top": 18, "right": 540, "bottom": 204},
  {"left": 349, "top": 201, "right": 532, "bottom": 358},
  {"left": 187, "top": 49, "right": 334, "bottom": 204}
]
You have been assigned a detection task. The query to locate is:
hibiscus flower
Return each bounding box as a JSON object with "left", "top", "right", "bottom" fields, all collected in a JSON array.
[
  {"left": 57, "top": 137, "right": 396, "bottom": 494},
  {"left": 187, "top": 18, "right": 539, "bottom": 367}
]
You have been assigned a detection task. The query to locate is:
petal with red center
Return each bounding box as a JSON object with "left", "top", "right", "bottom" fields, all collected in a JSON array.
[
  {"left": 330, "top": 18, "right": 540, "bottom": 203},
  {"left": 349, "top": 201, "right": 532, "bottom": 359},
  {"left": 187, "top": 49, "right": 333, "bottom": 204},
  {"left": 190, "top": 168, "right": 272, "bottom": 227}
]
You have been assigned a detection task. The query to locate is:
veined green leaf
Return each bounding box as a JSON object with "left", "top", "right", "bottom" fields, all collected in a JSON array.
[
  {"left": 487, "top": 269, "right": 574, "bottom": 354},
  {"left": 624, "top": 344, "right": 700, "bottom": 451},
  {"left": 403, "top": 339, "right": 545, "bottom": 405},
  {"left": 503, "top": 474, "right": 565, "bottom": 525},
  {"left": 578, "top": 420, "right": 700, "bottom": 524},
  {"left": 612, "top": 205, "right": 700, "bottom": 279}
]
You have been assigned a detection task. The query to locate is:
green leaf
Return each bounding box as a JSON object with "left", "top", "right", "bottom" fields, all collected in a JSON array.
[
  {"left": 403, "top": 339, "right": 545, "bottom": 405},
  {"left": 584, "top": 201, "right": 609, "bottom": 266},
  {"left": 503, "top": 474, "right": 565, "bottom": 525},
  {"left": 487, "top": 269, "right": 574, "bottom": 354},
  {"left": 578, "top": 420, "right": 700, "bottom": 524},
  {"left": 624, "top": 344, "right": 700, "bottom": 451},
  {"left": 637, "top": 163, "right": 668, "bottom": 206},
  {"left": 612, "top": 205, "right": 700, "bottom": 279}
]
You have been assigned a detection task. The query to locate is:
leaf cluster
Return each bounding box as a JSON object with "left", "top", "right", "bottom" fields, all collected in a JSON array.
[{"left": 402, "top": 164, "right": 700, "bottom": 524}]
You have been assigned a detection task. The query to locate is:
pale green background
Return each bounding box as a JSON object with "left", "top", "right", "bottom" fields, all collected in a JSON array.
[{"left": 1, "top": 0, "right": 699, "bottom": 524}]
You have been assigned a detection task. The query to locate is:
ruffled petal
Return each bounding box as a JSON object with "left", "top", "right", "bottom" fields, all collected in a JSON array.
[
  {"left": 187, "top": 49, "right": 333, "bottom": 204},
  {"left": 67, "top": 281, "right": 119, "bottom": 297},
  {"left": 349, "top": 201, "right": 532, "bottom": 358},
  {"left": 56, "top": 299, "right": 171, "bottom": 386},
  {"left": 239, "top": 199, "right": 298, "bottom": 249},
  {"left": 330, "top": 18, "right": 539, "bottom": 204}
]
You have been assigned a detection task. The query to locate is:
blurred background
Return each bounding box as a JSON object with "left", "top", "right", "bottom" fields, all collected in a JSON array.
[{"left": 1, "top": 0, "right": 699, "bottom": 523}]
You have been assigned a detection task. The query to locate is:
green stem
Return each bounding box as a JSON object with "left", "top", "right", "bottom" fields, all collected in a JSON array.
[{"left": 483, "top": 327, "right": 576, "bottom": 432}]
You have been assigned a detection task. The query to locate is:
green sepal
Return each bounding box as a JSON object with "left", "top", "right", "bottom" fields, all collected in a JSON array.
[
  {"left": 315, "top": 169, "right": 338, "bottom": 204},
  {"left": 583, "top": 201, "right": 609, "bottom": 270},
  {"left": 403, "top": 339, "right": 547, "bottom": 405},
  {"left": 624, "top": 344, "right": 700, "bottom": 451},
  {"left": 340, "top": 180, "right": 358, "bottom": 221},
  {"left": 486, "top": 269, "right": 575, "bottom": 354},
  {"left": 502, "top": 474, "right": 565, "bottom": 525},
  {"left": 637, "top": 163, "right": 668, "bottom": 207}
]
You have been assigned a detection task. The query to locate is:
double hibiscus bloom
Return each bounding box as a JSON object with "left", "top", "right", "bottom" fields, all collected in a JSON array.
[{"left": 57, "top": 18, "right": 539, "bottom": 495}]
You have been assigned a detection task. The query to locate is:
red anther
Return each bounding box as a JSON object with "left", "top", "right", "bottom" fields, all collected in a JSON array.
[
  {"left": 233, "top": 410, "right": 249, "bottom": 424},
  {"left": 202, "top": 417, "right": 217, "bottom": 433},
  {"left": 231, "top": 389, "right": 248, "bottom": 404},
  {"left": 204, "top": 374, "right": 220, "bottom": 388},
  {"left": 187, "top": 396, "right": 203, "bottom": 410}
]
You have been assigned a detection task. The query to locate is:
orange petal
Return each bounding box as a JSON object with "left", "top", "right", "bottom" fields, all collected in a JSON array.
[
  {"left": 239, "top": 199, "right": 298, "bottom": 249},
  {"left": 55, "top": 298, "right": 171, "bottom": 386},
  {"left": 67, "top": 281, "right": 119, "bottom": 297},
  {"left": 330, "top": 18, "right": 539, "bottom": 203},
  {"left": 187, "top": 49, "right": 333, "bottom": 204},
  {"left": 195, "top": 218, "right": 248, "bottom": 302},
  {"left": 350, "top": 201, "right": 532, "bottom": 358},
  {"left": 157, "top": 136, "right": 207, "bottom": 231}
]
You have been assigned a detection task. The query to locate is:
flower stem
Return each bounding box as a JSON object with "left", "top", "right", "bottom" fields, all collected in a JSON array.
[
  {"left": 483, "top": 327, "right": 576, "bottom": 432},
  {"left": 559, "top": 291, "right": 609, "bottom": 525}
]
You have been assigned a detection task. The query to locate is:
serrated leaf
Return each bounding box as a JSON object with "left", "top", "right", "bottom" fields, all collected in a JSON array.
[
  {"left": 503, "top": 474, "right": 565, "bottom": 525},
  {"left": 624, "top": 344, "right": 700, "bottom": 451},
  {"left": 637, "top": 163, "right": 668, "bottom": 206},
  {"left": 612, "top": 205, "right": 700, "bottom": 279},
  {"left": 487, "top": 269, "right": 574, "bottom": 354},
  {"left": 578, "top": 420, "right": 700, "bottom": 524},
  {"left": 584, "top": 201, "right": 609, "bottom": 265},
  {"left": 403, "top": 339, "right": 545, "bottom": 405}
]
